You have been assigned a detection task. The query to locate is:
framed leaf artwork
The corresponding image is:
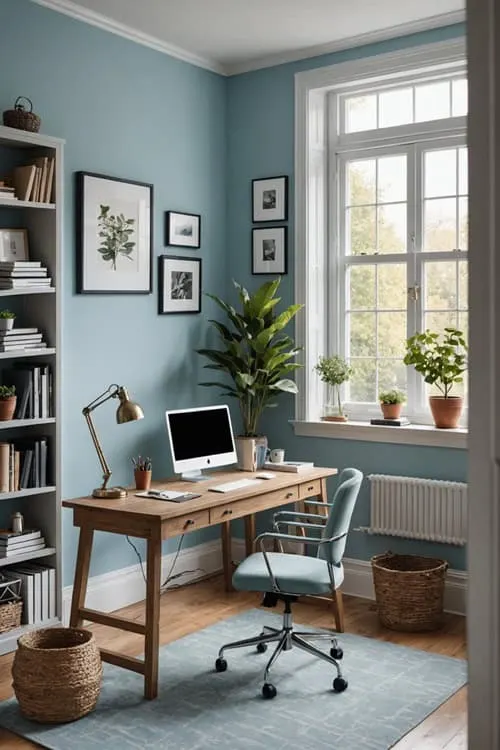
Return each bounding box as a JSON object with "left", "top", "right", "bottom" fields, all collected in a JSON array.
[{"left": 76, "top": 171, "right": 153, "bottom": 294}]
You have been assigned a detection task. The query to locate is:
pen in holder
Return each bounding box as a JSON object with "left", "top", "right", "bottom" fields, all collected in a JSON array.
[{"left": 132, "top": 455, "right": 152, "bottom": 491}]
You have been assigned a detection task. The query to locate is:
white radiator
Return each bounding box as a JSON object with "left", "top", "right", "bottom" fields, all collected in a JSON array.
[{"left": 363, "top": 474, "right": 467, "bottom": 546}]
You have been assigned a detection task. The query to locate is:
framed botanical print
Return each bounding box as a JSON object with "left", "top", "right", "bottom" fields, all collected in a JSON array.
[
  {"left": 252, "top": 175, "right": 288, "bottom": 222},
  {"left": 158, "top": 255, "right": 201, "bottom": 314},
  {"left": 76, "top": 171, "right": 153, "bottom": 294},
  {"left": 165, "top": 211, "right": 201, "bottom": 248},
  {"left": 252, "top": 226, "right": 287, "bottom": 275}
]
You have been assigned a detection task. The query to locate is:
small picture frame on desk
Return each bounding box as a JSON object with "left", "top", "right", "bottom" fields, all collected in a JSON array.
[{"left": 0, "top": 228, "right": 29, "bottom": 261}]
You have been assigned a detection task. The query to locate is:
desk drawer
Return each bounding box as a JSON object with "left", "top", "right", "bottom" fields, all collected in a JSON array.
[
  {"left": 298, "top": 478, "right": 322, "bottom": 500},
  {"left": 210, "top": 485, "right": 299, "bottom": 524},
  {"left": 163, "top": 510, "right": 210, "bottom": 539}
]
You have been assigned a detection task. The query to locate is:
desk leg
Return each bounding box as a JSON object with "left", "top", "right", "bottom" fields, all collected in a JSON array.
[
  {"left": 69, "top": 524, "right": 94, "bottom": 628},
  {"left": 221, "top": 521, "right": 232, "bottom": 592},
  {"left": 244, "top": 514, "right": 256, "bottom": 556},
  {"left": 144, "top": 535, "right": 162, "bottom": 700}
]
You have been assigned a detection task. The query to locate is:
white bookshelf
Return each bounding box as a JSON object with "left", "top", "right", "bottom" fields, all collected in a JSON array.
[{"left": 0, "top": 125, "right": 63, "bottom": 652}]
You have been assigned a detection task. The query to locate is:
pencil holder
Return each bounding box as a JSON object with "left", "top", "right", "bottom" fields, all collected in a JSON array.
[{"left": 134, "top": 469, "right": 152, "bottom": 491}]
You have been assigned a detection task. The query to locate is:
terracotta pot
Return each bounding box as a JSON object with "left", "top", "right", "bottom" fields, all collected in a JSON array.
[
  {"left": 134, "top": 469, "right": 152, "bottom": 491},
  {"left": 321, "top": 414, "right": 348, "bottom": 423},
  {"left": 429, "top": 396, "right": 463, "bottom": 429},
  {"left": 381, "top": 403, "right": 402, "bottom": 419},
  {"left": 0, "top": 396, "right": 16, "bottom": 421}
]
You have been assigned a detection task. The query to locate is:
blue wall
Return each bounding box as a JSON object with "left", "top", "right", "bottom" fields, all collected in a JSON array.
[
  {"left": 226, "top": 24, "right": 467, "bottom": 569},
  {"left": 0, "top": 0, "right": 228, "bottom": 584}
]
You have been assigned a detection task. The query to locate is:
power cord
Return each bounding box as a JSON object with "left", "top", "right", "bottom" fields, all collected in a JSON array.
[{"left": 125, "top": 535, "right": 206, "bottom": 592}]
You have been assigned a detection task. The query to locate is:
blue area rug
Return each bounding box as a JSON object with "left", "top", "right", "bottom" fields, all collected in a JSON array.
[{"left": 0, "top": 608, "right": 466, "bottom": 750}]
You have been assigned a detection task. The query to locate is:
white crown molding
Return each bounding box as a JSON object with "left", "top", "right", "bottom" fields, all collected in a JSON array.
[
  {"left": 226, "top": 11, "right": 466, "bottom": 76},
  {"left": 30, "top": 0, "right": 226, "bottom": 75}
]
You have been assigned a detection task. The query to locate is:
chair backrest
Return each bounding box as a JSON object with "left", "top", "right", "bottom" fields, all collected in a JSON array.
[{"left": 317, "top": 468, "right": 363, "bottom": 565}]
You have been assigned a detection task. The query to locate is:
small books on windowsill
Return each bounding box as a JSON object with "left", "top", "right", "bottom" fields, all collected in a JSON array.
[
  {"left": 263, "top": 461, "right": 314, "bottom": 473},
  {"left": 370, "top": 418, "right": 411, "bottom": 427}
]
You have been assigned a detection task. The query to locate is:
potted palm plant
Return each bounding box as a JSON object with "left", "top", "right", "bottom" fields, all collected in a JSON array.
[
  {"left": 404, "top": 327, "right": 467, "bottom": 428},
  {"left": 314, "top": 355, "right": 353, "bottom": 422},
  {"left": 379, "top": 389, "right": 406, "bottom": 420},
  {"left": 196, "top": 279, "right": 303, "bottom": 466}
]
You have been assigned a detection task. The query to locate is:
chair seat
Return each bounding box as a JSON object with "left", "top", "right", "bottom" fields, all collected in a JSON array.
[{"left": 232, "top": 552, "right": 344, "bottom": 596}]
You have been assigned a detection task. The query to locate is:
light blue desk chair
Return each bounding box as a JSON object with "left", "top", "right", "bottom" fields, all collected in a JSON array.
[{"left": 214, "top": 467, "right": 363, "bottom": 699}]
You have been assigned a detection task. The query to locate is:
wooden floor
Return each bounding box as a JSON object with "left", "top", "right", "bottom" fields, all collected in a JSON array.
[{"left": 0, "top": 576, "right": 467, "bottom": 749}]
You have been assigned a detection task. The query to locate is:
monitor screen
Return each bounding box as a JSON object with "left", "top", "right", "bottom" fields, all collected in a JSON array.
[{"left": 165, "top": 405, "right": 237, "bottom": 477}]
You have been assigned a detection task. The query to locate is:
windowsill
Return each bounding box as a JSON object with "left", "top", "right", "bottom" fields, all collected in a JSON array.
[{"left": 291, "top": 419, "right": 467, "bottom": 449}]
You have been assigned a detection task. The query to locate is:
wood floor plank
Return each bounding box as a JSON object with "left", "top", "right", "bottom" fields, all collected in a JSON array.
[{"left": 0, "top": 576, "right": 467, "bottom": 749}]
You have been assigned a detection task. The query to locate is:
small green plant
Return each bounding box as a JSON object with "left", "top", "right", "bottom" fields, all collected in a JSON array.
[
  {"left": 314, "top": 355, "right": 353, "bottom": 417},
  {"left": 0, "top": 310, "right": 15, "bottom": 319},
  {"left": 0, "top": 385, "right": 15, "bottom": 399},
  {"left": 97, "top": 204, "right": 136, "bottom": 270},
  {"left": 404, "top": 327, "right": 467, "bottom": 398},
  {"left": 379, "top": 389, "right": 406, "bottom": 405}
]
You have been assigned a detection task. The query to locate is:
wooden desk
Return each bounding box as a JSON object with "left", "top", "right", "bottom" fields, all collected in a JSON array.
[{"left": 63, "top": 467, "right": 337, "bottom": 700}]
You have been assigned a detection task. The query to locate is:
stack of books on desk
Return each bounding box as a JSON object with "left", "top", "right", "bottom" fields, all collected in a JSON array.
[
  {"left": 0, "top": 261, "right": 52, "bottom": 290},
  {"left": 263, "top": 461, "right": 315, "bottom": 473},
  {"left": 0, "top": 529, "right": 46, "bottom": 558}
]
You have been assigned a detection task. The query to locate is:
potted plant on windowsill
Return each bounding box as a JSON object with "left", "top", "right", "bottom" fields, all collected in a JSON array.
[
  {"left": 315, "top": 355, "right": 353, "bottom": 423},
  {"left": 0, "top": 310, "right": 15, "bottom": 331},
  {"left": 404, "top": 327, "right": 467, "bottom": 429},
  {"left": 0, "top": 385, "right": 16, "bottom": 421},
  {"left": 196, "top": 279, "right": 303, "bottom": 469},
  {"left": 379, "top": 389, "right": 406, "bottom": 420}
]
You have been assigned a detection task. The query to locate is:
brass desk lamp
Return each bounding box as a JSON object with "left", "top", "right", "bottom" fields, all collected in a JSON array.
[{"left": 83, "top": 384, "right": 144, "bottom": 499}]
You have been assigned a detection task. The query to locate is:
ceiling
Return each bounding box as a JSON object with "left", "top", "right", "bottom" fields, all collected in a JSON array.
[{"left": 33, "top": 0, "right": 465, "bottom": 75}]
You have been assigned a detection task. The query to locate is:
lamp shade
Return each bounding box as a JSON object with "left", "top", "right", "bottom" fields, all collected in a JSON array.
[{"left": 115, "top": 387, "right": 144, "bottom": 424}]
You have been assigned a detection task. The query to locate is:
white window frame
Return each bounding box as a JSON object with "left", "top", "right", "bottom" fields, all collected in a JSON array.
[{"left": 293, "top": 38, "right": 467, "bottom": 448}]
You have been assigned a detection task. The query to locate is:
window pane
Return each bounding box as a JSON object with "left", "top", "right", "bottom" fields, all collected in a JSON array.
[
  {"left": 348, "top": 312, "right": 376, "bottom": 356},
  {"left": 378, "top": 88, "right": 413, "bottom": 128},
  {"left": 424, "top": 261, "right": 457, "bottom": 310},
  {"left": 377, "top": 264, "right": 407, "bottom": 309},
  {"left": 347, "top": 206, "right": 376, "bottom": 255},
  {"left": 377, "top": 155, "right": 406, "bottom": 203},
  {"left": 345, "top": 95, "right": 377, "bottom": 133},
  {"left": 378, "top": 312, "right": 406, "bottom": 358},
  {"left": 458, "top": 147, "right": 468, "bottom": 194},
  {"left": 424, "top": 149, "right": 457, "bottom": 198},
  {"left": 377, "top": 360, "right": 407, "bottom": 394},
  {"left": 348, "top": 265, "right": 375, "bottom": 309},
  {"left": 347, "top": 160, "right": 376, "bottom": 205},
  {"left": 425, "top": 310, "right": 458, "bottom": 335},
  {"left": 349, "top": 359, "right": 376, "bottom": 402},
  {"left": 424, "top": 198, "right": 457, "bottom": 251},
  {"left": 415, "top": 81, "right": 451, "bottom": 122},
  {"left": 459, "top": 261, "right": 468, "bottom": 309},
  {"left": 459, "top": 197, "right": 468, "bottom": 251},
  {"left": 452, "top": 79, "right": 468, "bottom": 117},
  {"left": 378, "top": 204, "right": 406, "bottom": 254}
]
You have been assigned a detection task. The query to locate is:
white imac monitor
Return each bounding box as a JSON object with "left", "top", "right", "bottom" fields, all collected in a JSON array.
[{"left": 165, "top": 404, "right": 237, "bottom": 481}]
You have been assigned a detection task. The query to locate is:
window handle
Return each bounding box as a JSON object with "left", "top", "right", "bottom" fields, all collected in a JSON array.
[{"left": 407, "top": 285, "right": 420, "bottom": 302}]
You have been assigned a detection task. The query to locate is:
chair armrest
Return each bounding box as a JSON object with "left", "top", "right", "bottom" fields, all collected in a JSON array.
[
  {"left": 273, "top": 510, "right": 327, "bottom": 532},
  {"left": 303, "top": 499, "right": 334, "bottom": 507},
  {"left": 273, "top": 510, "right": 327, "bottom": 522}
]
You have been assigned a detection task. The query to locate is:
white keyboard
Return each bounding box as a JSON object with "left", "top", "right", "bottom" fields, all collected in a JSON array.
[{"left": 209, "top": 478, "right": 263, "bottom": 493}]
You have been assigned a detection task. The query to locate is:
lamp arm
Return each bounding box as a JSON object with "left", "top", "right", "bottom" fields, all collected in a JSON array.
[
  {"left": 84, "top": 410, "right": 112, "bottom": 491},
  {"left": 84, "top": 384, "right": 120, "bottom": 413}
]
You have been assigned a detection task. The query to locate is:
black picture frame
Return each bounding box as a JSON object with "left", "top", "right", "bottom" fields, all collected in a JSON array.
[
  {"left": 252, "top": 175, "right": 288, "bottom": 223},
  {"left": 165, "top": 210, "right": 201, "bottom": 248},
  {"left": 158, "top": 255, "right": 202, "bottom": 315},
  {"left": 76, "top": 171, "right": 153, "bottom": 294},
  {"left": 252, "top": 226, "right": 287, "bottom": 275}
]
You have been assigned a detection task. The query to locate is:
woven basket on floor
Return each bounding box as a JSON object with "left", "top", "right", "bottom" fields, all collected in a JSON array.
[
  {"left": 0, "top": 600, "right": 22, "bottom": 633},
  {"left": 371, "top": 552, "right": 448, "bottom": 632},
  {"left": 12, "top": 627, "right": 102, "bottom": 723}
]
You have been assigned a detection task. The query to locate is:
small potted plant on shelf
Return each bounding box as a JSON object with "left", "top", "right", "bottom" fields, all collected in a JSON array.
[
  {"left": 0, "top": 385, "right": 16, "bottom": 421},
  {"left": 315, "top": 355, "right": 353, "bottom": 423},
  {"left": 379, "top": 389, "right": 406, "bottom": 420},
  {"left": 404, "top": 327, "right": 467, "bottom": 429},
  {"left": 0, "top": 310, "right": 15, "bottom": 331}
]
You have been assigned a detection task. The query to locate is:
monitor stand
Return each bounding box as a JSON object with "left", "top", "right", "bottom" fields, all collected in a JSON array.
[{"left": 180, "top": 470, "right": 210, "bottom": 482}]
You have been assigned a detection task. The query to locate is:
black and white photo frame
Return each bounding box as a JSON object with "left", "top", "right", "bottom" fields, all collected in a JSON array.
[
  {"left": 252, "top": 227, "right": 287, "bottom": 275},
  {"left": 252, "top": 175, "right": 288, "bottom": 223},
  {"left": 165, "top": 210, "right": 201, "bottom": 248},
  {"left": 158, "top": 255, "right": 201, "bottom": 314}
]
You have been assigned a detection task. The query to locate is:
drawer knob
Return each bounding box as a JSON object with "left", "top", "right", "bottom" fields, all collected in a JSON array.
[
  {"left": 307, "top": 485, "right": 314, "bottom": 491},
  {"left": 286, "top": 492, "right": 294, "bottom": 499},
  {"left": 184, "top": 519, "right": 195, "bottom": 528},
  {"left": 223, "top": 509, "right": 233, "bottom": 516}
]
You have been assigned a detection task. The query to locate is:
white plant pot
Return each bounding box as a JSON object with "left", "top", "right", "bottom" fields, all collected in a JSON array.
[{"left": 0, "top": 319, "right": 14, "bottom": 331}]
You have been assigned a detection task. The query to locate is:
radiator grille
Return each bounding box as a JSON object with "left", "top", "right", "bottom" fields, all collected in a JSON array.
[{"left": 365, "top": 474, "right": 467, "bottom": 546}]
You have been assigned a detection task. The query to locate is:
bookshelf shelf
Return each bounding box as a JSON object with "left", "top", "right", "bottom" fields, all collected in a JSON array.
[
  {"left": 0, "top": 617, "right": 60, "bottom": 656},
  {"left": 0, "top": 418, "right": 55, "bottom": 430},
  {"left": 0, "top": 288, "right": 55, "bottom": 297},
  {"left": 0, "top": 486, "right": 55, "bottom": 501},
  {"left": 0, "top": 546, "right": 56, "bottom": 568},
  {"left": 0, "top": 348, "right": 56, "bottom": 360},
  {"left": 0, "top": 199, "right": 55, "bottom": 210}
]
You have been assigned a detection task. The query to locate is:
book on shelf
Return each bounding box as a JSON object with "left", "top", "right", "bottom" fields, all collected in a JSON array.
[
  {"left": 0, "top": 342, "right": 47, "bottom": 352},
  {"left": 0, "top": 437, "right": 51, "bottom": 491},
  {"left": 262, "top": 460, "right": 315, "bottom": 473},
  {"left": 0, "top": 529, "right": 42, "bottom": 543},
  {"left": 0, "top": 539, "right": 45, "bottom": 557},
  {"left": 0, "top": 279, "right": 52, "bottom": 287},
  {"left": 5, "top": 363, "right": 53, "bottom": 419},
  {"left": 0, "top": 262, "right": 42, "bottom": 269},
  {"left": 7, "top": 157, "right": 55, "bottom": 204},
  {"left": 3, "top": 563, "right": 56, "bottom": 624}
]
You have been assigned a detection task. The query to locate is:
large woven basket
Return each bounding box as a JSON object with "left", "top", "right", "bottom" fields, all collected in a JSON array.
[
  {"left": 0, "top": 600, "right": 22, "bottom": 633},
  {"left": 371, "top": 552, "right": 448, "bottom": 632},
  {"left": 12, "top": 627, "right": 102, "bottom": 723}
]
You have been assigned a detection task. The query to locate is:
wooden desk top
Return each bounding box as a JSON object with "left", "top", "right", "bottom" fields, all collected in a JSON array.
[{"left": 62, "top": 467, "right": 338, "bottom": 521}]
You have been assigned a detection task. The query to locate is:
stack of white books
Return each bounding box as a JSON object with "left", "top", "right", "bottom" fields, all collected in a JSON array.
[
  {"left": 0, "top": 185, "right": 18, "bottom": 202},
  {"left": 0, "top": 328, "right": 45, "bottom": 352},
  {"left": 0, "top": 529, "right": 46, "bottom": 558},
  {"left": 262, "top": 460, "right": 315, "bottom": 473},
  {"left": 3, "top": 559, "right": 56, "bottom": 625},
  {"left": 0, "top": 261, "right": 52, "bottom": 290}
]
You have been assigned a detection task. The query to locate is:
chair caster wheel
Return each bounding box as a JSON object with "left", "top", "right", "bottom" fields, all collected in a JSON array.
[
  {"left": 262, "top": 683, "right": 277, "bottom": 699},
  {"left": 256, "top": 642, "right": 268, "bottom": 653},
  {"left": 330, "top": 646, "right": 343, "bottom": 660},
  {"left": 215, "top": 657, "right": 227, "bottom": 673},
  {"left": 333, "top": 677, "right": 348, "bottom": 692}
]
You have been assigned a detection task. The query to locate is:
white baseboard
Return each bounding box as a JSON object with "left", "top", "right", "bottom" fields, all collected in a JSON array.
[{"left": 62, "top": 542, "right": 466, "bottom": 623}]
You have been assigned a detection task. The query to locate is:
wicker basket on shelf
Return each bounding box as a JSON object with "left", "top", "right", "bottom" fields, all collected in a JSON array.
[
  {"left": 0, "top": 600, "right": 22, "bottom": 633},
  {"left": 12, "top": 627, "right": 102, "bottom": 723},
  {"left": 371, "top": 552, "right": 448, "bottom": 632},
  {"left": 3, "top": 97, "right": 41, "bottom": 133}
]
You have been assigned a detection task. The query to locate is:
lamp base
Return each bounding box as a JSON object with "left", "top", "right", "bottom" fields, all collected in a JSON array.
[{"left": 92, "top": 486, "right": 128, "bottom": 499}]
